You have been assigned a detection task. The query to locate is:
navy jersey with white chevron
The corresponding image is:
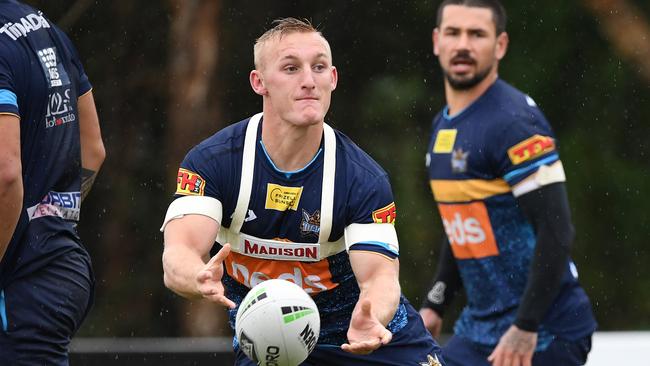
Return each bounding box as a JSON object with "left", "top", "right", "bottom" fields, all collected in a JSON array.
[
  {"left": 0, "top": 0, "right": 91, "bottom": 283},
  {"left": 426, "top": 79, "right": 596, "bottom": 348},
  {"left": 173, "top": 116, "right": 412, "bottom": 345}
]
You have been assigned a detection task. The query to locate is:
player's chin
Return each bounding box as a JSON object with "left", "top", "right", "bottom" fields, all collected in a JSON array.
[{"left": 294, "top": 109, "right": 324, "bottom": 126}]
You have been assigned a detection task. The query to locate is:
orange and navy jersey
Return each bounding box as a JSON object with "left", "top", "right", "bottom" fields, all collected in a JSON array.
[
  {"left": 173, "top": 116, "right": 406, "bottom": 345},
  {"left": 426, "top": 79, "right": 595, "bottom": 347}
]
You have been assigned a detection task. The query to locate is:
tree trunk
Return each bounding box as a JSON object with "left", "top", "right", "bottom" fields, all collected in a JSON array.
[
  {"left": 582, "top": 0, "right": 650, "bottom": 82},
  {"left": 167, "top": 0, "right": 230, "bottom": 337}
]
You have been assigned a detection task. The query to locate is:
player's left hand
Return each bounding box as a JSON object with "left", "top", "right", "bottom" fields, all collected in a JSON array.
[
  {"left": 341, "top": 299, "right": 392, "bottom": 355},
  {"left": 487, "top": 325, "right": 537, "bottom": 366}
]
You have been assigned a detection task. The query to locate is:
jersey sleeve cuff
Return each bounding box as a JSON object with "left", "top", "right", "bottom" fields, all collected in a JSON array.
[{"left": 348, "top": 243, "right": 398, "bottom": 259}]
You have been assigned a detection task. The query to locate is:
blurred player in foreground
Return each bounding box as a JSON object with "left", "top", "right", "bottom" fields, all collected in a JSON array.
[
  {"left": 0, "top": 0, "right": 105, "bottom": 364},
  {"left": 419, "top": 1, "right": 597, "bottom": 365},
  {"left": 161, "top": 17, "right": 444, "bottom": 366}
]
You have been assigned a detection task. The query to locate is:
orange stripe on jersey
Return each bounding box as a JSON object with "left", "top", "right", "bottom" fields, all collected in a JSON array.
[
  {"left": 438, "top": 202, "right": 499, "bottom": 259},
  {"left": 224, "top": 252, "right": 337, "bottom": 294},
  {"left": 430, "top": 179, "right": 511, "bottom": 203}
]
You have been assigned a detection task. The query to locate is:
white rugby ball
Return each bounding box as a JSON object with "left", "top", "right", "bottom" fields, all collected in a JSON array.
[{"left": 235, "top": 279, "right": 320, "bottom": 366}]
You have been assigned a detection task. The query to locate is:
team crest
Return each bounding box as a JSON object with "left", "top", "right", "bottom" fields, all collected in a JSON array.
[
  {"left": 300, "top": 209, "right": 320, "bottom": 238},
  {"left": 451, "top": 148, "right": 469, "bottom": 173},
  {"left": 419, "top": 354, "right": 442, "bottom": 366}
]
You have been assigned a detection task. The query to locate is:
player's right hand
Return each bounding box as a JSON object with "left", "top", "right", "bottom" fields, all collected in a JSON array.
[
  {"left": 419, "top": 307, "right": 443, "bottom": 338},
  {"left": 196, "top": 243, "right": 236, "bottom": 309}
]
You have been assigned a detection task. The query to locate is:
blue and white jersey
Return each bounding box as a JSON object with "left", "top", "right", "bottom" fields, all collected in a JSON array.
[
  {"left": 426, "top": 79, "right": 596, "bottom": 348},
  {"left": 0, "top": 0, "right": 91, "bottom": 283},
  {"left": 163, "top": 114, "right": 410, "bottom": 345}
]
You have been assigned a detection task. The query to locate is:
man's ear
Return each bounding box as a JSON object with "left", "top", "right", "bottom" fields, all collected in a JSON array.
[
  {"left": 432, "top": 28, "right": 440, "bottom": 56},
  {"left": 495, "top": 31, "right": 509, "bottom": 61},
  {"left": 250, "top": 70, "right": 266, "bottom": 96}
]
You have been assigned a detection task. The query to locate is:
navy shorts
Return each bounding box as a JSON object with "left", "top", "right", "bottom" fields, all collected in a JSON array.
[
  {"left": 442, "top": 333, "right": 592, "bottom": 366},
  {"left": 0, "top": 244, "right": 94, "bottom": 366},
  {"left": 235, "top": 303, "right": 445, "bottom": 365}
]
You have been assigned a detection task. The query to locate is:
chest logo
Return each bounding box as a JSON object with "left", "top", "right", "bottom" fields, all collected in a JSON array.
[
  {"left": 265, "top": 183, "right": 303, "bottom": 211},
  {"left": 433, "top": 129, "right": 457, "bottom": 153},
  {"left": 507, "top": 134, "right": 555, "bottom": 165},
  {"left": 451, "top": 148, "right": 469, "bottom": 173},
  {"left": 300, "top": 209, "right": 320, "bottom": 238}
]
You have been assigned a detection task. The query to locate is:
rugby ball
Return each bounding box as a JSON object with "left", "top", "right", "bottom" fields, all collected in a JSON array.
[{"left": 235, "top": 279, "right": 320, "bottom": 366}]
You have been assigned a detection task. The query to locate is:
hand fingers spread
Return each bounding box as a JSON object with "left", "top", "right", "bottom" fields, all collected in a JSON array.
[{"left": 207, "top": 243, "right": 231, "bottom": 267}]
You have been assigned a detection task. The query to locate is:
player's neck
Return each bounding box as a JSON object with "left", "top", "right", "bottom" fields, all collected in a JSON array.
[
  {"left": 445, "top": 72, "right": 498, "bottom": 116},
  {"left": 260, "top": 116, "right": 323, "bottom": 172}
]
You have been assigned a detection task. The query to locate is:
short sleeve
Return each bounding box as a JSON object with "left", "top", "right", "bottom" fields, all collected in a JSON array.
[
  {"left": 492, "top": 111, "right": 561, "bottom": 187},
  {"left": 0, "top": 41, "right": 19, "bottom": 115},
  {"left": 56, "top": 28, "right": 91, "bottom": 95},
  {"left": 345, "top": 174, "right": 399, "bottom": 258},
  {"left": 174, "top": 145, "right": 223, "bottom": 202}
]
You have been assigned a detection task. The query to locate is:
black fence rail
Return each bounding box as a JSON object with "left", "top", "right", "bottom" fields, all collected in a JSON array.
[{"left": 70, "top": 337, "right": 236, "bottom": 365}]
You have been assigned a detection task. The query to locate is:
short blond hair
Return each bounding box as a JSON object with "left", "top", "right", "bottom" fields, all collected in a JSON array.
[{"left": 253, "top": 17, "right": 330, "bottom": 69}]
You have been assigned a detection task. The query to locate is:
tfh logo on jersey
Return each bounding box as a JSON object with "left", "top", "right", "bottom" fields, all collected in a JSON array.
[
  {"left": 372, "top": 202, "right": 396, "bottom": 224},
  {"left": 437, "top": 202, "right": 499, "bottom": 259},
  {"left": 507, "top": 134, "right": 555, "bottom": 165},
  {"left": 265, "top": 183, "right": 303, "bottom": 211},
  {"left": 0, "top": 12, "right": 50, "bottom": 41},
  {"left": 176, "top": 168, "right": 206, "bottom": 196}
]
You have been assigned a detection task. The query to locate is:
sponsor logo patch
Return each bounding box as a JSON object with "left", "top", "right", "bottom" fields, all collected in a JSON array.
[
  {"left": 451, "top": 148, "right": 469, "bottom": 173},
  {"left": 0, "top": 12, "right": 50, "bottom": 41},
  {"left": 372, "top": 202, "right": 396, "bottom": 224},
  {"left": 225, "top": 251, "right": 335, "bottom": 294},
  {"left": 438, "top": 202, "right": 499, "bottom": 259},
  {"left": 265, "top": 183, "right": 303, "bottom": 211},
  {"left": 26, "top": 191, "right": 81, "bottom": 221},
  {"left": 242, "top": 238, "right": 320, "bottom": 262},
  {"left": 433, "top": 129, "right": 457, "bottom": 153},
  {"left": 507, "top": 134, "right": 555, "bottom": 165},
  {"left": 176, "top": 168, "right": 206, "bottom": 196},
  {"left": 45, "top": 88, "right": 75, "bottom": 128}
]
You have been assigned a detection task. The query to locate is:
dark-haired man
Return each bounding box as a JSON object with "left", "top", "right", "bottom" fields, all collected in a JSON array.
[
  {"left": 0, "top": 0, "right": 105, "bottom": 364},
  {"left": 419, "top": 1, "right": 596, "bottom": 365}
]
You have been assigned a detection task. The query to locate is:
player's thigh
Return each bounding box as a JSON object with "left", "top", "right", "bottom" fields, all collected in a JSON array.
[
  {"left": 532, "top": 335, "right": 592, "bottom": 366},
  {"left": 442, "top": 335, "right": 491, "bottom": 366},
  {"left": 1, "top": 248, "right": 94, "bottom": 365}
]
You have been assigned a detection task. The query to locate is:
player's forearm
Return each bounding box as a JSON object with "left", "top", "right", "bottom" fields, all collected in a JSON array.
[
  {"left": 162, "top": 243, "right": 207, "bottom": 299},
  {"left": 78, "top": 91, "right": 105, "bottom": 201},
  {"left": 515, "top": 183, "right": 574, "bottom": 331},
  {"left": 357, "top": 270, "right": 400, "bottom": 326},
  {"left": 0, "top": 174, "right": 23, "bottom": 262}
]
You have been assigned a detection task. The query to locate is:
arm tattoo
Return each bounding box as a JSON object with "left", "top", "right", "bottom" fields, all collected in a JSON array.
[{"left": 81, "top": 168, "right": 97, "bottom": 202}]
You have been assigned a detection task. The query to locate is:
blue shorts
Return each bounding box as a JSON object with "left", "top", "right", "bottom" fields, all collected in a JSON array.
[
  {"left": 235, "top": 303, "right": 445, "bottom": 365},
  {"left": 0, "top": 243, "right": 94, "bottom": 366},
  {"left": 442, "top": 333, "right": 592, "bottom": 366}
]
